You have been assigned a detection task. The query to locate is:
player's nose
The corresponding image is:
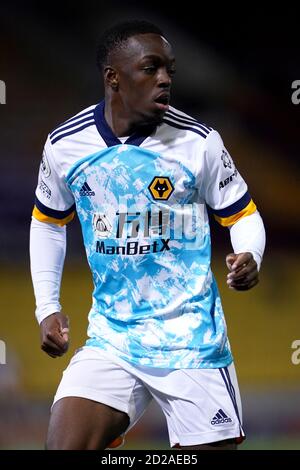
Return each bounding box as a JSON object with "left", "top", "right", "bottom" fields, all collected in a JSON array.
[{"left": 157, "top": 67, "right": 172, "bottom": 87}]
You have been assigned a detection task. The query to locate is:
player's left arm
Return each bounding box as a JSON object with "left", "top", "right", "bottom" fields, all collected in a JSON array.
[
  {"left": 199, "top": 130, "right": 266, "bottom": 291},
  {"left": 226, "top": 210, "right": 266, "bottom": 290}
]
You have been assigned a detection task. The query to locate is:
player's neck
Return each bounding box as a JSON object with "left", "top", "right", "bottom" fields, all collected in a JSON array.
[
  {"left": 104, "top": 96, "right": 145, "bottom": 137},
  {"left": 104, "top": 104, "right": 134, "bottom": 137}
]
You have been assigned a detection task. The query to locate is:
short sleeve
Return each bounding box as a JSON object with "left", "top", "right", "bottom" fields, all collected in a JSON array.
[
  {"left": 200, "top": 130, "right": 256, "bottom": 226},
  {"left": 32, "top": 136, "right": 76, "bottom": 226}
]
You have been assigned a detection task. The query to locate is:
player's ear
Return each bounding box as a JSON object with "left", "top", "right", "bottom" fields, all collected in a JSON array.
[{"left": 104, "top": 67, "right": 119, "bottom": 91}]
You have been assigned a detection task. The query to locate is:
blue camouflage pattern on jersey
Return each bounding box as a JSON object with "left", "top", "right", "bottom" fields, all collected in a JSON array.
[{"left": 66, "top": 144, "right": 232, "bottom": 368}]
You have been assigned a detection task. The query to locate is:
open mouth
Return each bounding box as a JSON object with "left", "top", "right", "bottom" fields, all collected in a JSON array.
[{"left": 154, "top": 94, "right": 170, "bottom": 110}]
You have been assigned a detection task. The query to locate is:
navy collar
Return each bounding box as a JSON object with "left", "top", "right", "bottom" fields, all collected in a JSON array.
[{"left": 94, "top": 100, "right": 157, "bottom": 148}]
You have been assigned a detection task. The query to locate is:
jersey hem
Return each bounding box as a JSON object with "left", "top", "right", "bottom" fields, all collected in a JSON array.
[{"left": 85, "top": 340, "right": 233, "bottom": 370}]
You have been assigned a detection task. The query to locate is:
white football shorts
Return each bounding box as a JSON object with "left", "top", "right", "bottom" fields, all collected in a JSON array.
[{"left": 52, "top": 346, "right": 245, "bottom": 447}]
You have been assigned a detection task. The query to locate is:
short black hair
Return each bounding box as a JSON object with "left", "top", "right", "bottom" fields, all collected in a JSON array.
[{"left": 96, "top": 20, "right": 164, "bottom": 70}]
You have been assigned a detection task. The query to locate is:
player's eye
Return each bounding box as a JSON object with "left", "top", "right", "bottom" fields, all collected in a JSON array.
[
  {"left": 143, "top": 66, "right": 157, "bottom": 74},
  {"left": 168, "top": 68, "right": 176, "bottom": 77}
]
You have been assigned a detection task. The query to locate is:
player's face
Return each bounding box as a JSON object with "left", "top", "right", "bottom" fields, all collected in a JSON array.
[{"left": 114, "top": 34, "right": 176, "bottom": 125}]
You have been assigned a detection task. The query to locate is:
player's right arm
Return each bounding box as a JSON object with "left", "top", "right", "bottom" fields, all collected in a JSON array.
[{"left": 30, "top": 136, "right": 75, "bottom": 357}]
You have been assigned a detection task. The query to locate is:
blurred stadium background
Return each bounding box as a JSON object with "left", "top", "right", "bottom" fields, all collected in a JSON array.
[{"left": 0, "top": 2, "right": 299, "bottom": 450}]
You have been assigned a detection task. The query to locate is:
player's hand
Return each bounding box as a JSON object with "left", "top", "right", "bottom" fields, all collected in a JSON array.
[
  {"left": 226, "top": 252, "right": 259, "bottom": 291},
  {"left": 40, "top": 312, "right": 69, "bottom": 358}
]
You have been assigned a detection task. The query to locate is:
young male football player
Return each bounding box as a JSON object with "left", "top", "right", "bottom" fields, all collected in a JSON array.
[{"left": 30, "top": 20, "right": 265, "bottom": 450}]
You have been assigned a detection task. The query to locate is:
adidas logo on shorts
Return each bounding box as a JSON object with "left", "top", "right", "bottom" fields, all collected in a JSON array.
[{"left": 211, "top": 409, "right": 232, "bottom": 425}]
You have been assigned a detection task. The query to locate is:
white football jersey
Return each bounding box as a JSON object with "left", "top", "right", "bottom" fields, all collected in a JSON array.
[{"left": 33, "top": 101, "right": 256, "bottom": 369}]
